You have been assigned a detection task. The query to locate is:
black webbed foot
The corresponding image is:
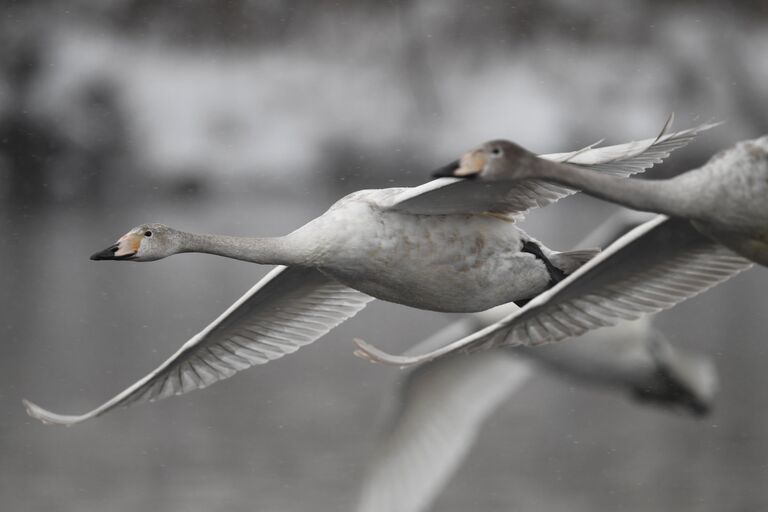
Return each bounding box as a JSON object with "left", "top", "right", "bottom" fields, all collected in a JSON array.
[{"left": 520, "top": 240, "right": 567, "bottom": 287}]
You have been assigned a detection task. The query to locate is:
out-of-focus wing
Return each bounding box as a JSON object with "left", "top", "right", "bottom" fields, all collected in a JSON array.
[
  {"left": 354, "top": 216, "right": 752, "bottom": 366},
  {"left": 385, "top": 121, "right": 718, "bottom": 220},
  {"left": 23, "top": 266, "right": 373, "bottom": 426},
  {"left": 356, "top": 335, "right": 532, "bottom": 512}
]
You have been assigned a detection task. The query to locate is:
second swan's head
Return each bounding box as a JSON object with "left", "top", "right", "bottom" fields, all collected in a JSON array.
[
  {"left": 432, "top": 140, "right": 546, "bottom": 181},
  {"left": 90, "top": 223, "right": 182, "bottom": 262}
]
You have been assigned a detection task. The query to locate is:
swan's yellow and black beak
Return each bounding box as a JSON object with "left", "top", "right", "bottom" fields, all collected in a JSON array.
[
  {"left": 90, "top": 233, "right": 141, "bottom": 261},
  {"left": 431, "top": 151, "right": 486, "bottom": 178}
]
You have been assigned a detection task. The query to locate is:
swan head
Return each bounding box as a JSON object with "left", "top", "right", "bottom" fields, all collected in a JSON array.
[
  {"left": 432, "top": 140, "right": 542, "bottom": 180},
  {"left": 90, "top": 223, "right": 182, "bottom": 262}
]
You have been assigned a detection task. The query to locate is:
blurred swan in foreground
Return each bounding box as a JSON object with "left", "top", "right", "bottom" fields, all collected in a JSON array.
[
  {"left": 356, "top": 311, "right": 716, "bottom": 512},
  {"left": 24, "top": 123, "right": 712, "bottom": 426},
  {"left": 436, "top": 131, "right": 768, "bottom": 267}
]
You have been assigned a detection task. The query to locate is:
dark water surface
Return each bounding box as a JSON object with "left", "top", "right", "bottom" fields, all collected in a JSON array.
[{"left": 2, "top": 191, "right": 767, "bottom": 511}]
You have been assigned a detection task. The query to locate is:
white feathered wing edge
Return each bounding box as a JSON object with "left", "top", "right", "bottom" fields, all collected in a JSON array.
[{"left": 24, "top": 266, "right": 374, "bottom": 426}]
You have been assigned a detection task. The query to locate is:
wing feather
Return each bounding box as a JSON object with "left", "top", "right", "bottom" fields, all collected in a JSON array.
[{"left": 24, "top": 266, "right": 373, "bottom": 425}]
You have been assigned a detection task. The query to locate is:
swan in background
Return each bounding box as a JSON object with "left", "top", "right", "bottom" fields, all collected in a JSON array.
[
  {"left": 356, "top": 315, "right": 716, "bottom": 512},
  {"left": 23, "top": 122, "right": 712, "bottom": 426},
  {"left": 356, "top": 212, "right": 717, "bottom": 512},
  {"left": 434, "top": 131, "right": 768, "bottom": 267}
]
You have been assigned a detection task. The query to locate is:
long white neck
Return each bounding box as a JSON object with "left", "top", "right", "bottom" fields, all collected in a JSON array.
[
  {"left": 535, "top": 161, "right": 707, "bottom": 219},
  {"left": 178, "top": 232, "right": 309, "bottom": 266}
]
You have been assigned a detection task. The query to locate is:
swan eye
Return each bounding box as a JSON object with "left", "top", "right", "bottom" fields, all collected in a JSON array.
[
  {"left": 491, "top": 148, "right": 501, "bottom": 155},
  {"left": 144, "top": 231, "right": 153, "bottom": 237}
]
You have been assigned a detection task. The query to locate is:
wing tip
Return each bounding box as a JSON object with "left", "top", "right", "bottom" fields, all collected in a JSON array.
[
  {"left": 22, "top": 398, "right": 82, "bottom": 427},
  {"left": 653, "top": 112, "right": 675, "bottom": 144},
  {"left": 353, "top": 338, "right": 419, "bottom": 368},
  {"left": 666, "top": 118, "right": 723, "bottom": 141}
]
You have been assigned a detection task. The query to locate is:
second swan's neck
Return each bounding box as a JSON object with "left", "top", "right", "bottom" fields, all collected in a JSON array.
[
  {"left": 536, "top": 162, "right": 705, "bottom": 219},
  {"left": 180, "top": 232, "right": 309, "bottom": 266}
]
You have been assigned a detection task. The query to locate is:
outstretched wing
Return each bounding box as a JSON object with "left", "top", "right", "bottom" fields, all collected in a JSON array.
[
  {"left": 24, "top": 266, "right": 373, "bottom": 426},
  {"left": 385, "top": 120, "right": 718, "bottom": 220},
  {"left": 354, "top": 216, "right": 752, "bottom": 366}
]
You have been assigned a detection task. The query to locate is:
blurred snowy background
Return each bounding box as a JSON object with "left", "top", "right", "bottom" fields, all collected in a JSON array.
[{"left": 1, "top": 1, "right": 767, "bottom": 511}]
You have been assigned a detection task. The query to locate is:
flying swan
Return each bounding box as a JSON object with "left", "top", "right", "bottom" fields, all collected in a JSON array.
[
  {"left": 357, "top": 313, "right": 716, "bottom": 512},
  {"left": 23, "top": 122, "right": 714, "bottom": 426}
]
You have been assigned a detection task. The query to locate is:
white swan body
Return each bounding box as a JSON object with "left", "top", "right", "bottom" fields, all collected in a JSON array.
[
  {"left": 22, "top": 122, "right": 715, "bottom": 426},
  {"left": 682, "top": 139, "right": 768, "bottom": 263},
  {"left": 303, "top": 193, "right": 565, "bottom": 312}
]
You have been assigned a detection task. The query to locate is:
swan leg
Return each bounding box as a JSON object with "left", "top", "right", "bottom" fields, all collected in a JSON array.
[
  {"left": 515, "top": 241, "right": 567, "bottom": 307},
  {"left": 520, "top": 241, "right": 567, "bottom": 284}
]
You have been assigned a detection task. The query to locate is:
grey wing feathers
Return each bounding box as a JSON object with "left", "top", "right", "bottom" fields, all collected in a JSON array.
[
  {"left": 497, "top": 217, "right": 750, "bottom": 347},
  {"left": 544, "top": 120, "right": 722, "bottom": 176},
  {"left": 354, "top": 216, "right": 752, "bottom": 366},
  {"left": 23, "top": 266, "right": 373, "bottom": 426},
  {"left": 387, "top": 121, "right": 718, "bottom": 220}
]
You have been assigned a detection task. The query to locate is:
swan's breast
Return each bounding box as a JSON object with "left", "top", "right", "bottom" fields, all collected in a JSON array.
[{"left": 309, "top": 202, "right": 552, "bottom": 312}]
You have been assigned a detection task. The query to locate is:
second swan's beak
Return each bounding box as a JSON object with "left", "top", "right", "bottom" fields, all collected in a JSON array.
[
  {"left": 431, "top": 159, "right": 461, "bottom": 178},
  {"left": 90, "top": 234, "right": 141, "bottom": 261},
  {"left": 90, "top": 243, "right": 121, "bottom": 260},
  {"left": 455, "top": 151, "right": 486, "bottom": 177},
  {"left": 431, "top": 151, "right": 486, "bottom": 178}
]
